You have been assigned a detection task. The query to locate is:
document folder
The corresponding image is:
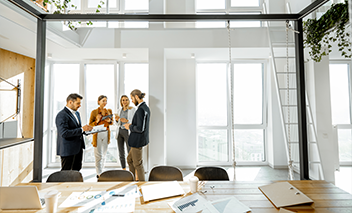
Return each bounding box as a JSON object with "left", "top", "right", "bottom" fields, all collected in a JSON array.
[{"left": 258, "top": 182, "right": 314, "bottom": 210}]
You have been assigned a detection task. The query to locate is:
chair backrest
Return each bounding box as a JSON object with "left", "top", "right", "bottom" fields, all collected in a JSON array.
[
  {"left": 148, "top": 165, "right": 183, "bottom": 181},
  {"left": 194, "top": 166, "right": 229, "bottom": 181},
  {"left": 46, "top": 170, "right": 84, "bottom": 182},
  {"left": 98, "top": 170, "right": 134, "bottom": 182}
]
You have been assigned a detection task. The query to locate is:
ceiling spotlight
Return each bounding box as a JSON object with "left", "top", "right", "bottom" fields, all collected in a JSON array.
[
  {"left": 191, "top": 53, "right": 195, "bottom": 58},
  {"left": 122, "top": 53, "right": 127, "bottom": 58},
  {"left": 47, "top": 53, "right": 52, "bottom": 58}
]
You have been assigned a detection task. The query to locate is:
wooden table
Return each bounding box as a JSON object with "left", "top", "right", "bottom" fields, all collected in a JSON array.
[{"left": 3, "top": 180, "right": 351, "bottom": 212}]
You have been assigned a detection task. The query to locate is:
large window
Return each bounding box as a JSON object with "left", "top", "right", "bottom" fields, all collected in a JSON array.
[
  {"left": 50, "top": 64, "right": 80, "bottom": 163},
  {"left": 330, "top": 62, "right": 352, "bottom": 163},
  {"left": 84, "top": 64, "right": 116, "bottom": 163},
  {"left": 197, "top": 62, "right": 265, "bottom": 164},
  {"left": 233, "top": 63, "right": 264, "bottom": 162},
  {"left": 197, "top": 64, "right": 228, "bottom": 162},
  {"left": 46, "top": 62, "right": 148, "bottom": 167}
]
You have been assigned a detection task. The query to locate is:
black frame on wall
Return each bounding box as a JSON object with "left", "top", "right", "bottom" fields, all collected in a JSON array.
[{"left": 7, "top": 0, "right": 330, "bottom": 182}]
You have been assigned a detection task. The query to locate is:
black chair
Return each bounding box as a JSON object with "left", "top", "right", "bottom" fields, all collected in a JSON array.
[
  {"left": 98, "top": 170, "right": 134, "bottom": 182},
  {"left": 194, "top": 166, "right": 229, "bottom": 181},
  {"left": 46, "top": 170, "right": 84, "bottom": 182},
  {"left": 148, "top": 165, "right": 183, "bottom": 181}
]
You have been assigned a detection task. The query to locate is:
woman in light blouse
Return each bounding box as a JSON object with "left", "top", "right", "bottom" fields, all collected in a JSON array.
[
  {"left": 115, "top": 95, "right": 136, "bottom": 170},
  {"left": 89, "top": 95, "right": 113, "bottom": 178}
]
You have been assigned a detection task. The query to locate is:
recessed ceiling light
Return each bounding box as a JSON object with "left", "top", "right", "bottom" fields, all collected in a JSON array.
[
  {"left": 191, "top": 53, "right": 195, "bottom": 58},
  {"left": 122, "top": 53, "right": 127, "bottom": 58}
]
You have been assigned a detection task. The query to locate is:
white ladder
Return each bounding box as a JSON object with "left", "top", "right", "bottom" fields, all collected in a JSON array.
[{"left": 263, "top": 2, "right": 324, "bottom": 180}]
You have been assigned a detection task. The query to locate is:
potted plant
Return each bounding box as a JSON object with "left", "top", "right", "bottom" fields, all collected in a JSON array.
[{"left": 303, "top": 0, "right": 351, "bottom": 62}]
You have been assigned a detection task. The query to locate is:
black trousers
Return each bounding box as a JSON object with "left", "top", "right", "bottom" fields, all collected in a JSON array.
[{"left": 61, "top": 149, "right": 83, "bottom": 171}]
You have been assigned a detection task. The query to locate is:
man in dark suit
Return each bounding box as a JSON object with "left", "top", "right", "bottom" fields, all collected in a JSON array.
[
  {"left": 56, "top": 93, "right": 93, "bottom": 171},
  {"left": 124, "top": 89, "right": 150, "bottom": 181}
]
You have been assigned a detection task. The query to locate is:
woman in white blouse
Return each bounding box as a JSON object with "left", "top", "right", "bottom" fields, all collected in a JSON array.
[{"left": 115, "top": 95, "right": 136, "bottom": 170}]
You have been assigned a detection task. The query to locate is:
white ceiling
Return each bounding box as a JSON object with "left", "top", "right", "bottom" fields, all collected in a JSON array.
[{"left": 0, "top": 0, "right": 346, "bottom": 63}]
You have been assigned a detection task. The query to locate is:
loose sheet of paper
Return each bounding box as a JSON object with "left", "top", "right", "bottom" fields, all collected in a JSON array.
[
  {"left": 77, "top": 196, "right": 135, "bottom": 213},
  {"left": 109, "top": 185, "right": 140, "bottom": 198},
  {"left": 211, "top": 196, "right": 251, "bottom": 213},
  {"left": 86, "top": 124, "right": 107, "bottom": 134},
  {"left": 141, "top": 181, "right": 184, "bottom": 202},
  {"left": 170, "top": 193, "right": 218, "bottom": 213},
  {"left": 59, "top": 189, "right": 137, "bottom": 213},
  {"left": 60, "top": 191, "right": 106, "bottom": 207}
]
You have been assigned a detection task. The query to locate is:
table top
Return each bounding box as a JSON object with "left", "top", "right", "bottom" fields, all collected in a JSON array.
[{"left": 3, "top": 180, "right": 352, "bottom": 212}]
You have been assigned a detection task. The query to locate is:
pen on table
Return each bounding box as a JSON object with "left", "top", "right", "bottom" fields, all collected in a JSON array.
[{"left": 80, "top": 186, "right": 92, "bottom": 195}]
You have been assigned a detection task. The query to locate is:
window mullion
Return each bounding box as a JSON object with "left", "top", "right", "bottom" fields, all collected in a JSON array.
[
  {"left": 47, "top": 62, "right": 55, "bottom": 165},
  {"left": 225, "top": 0, "right": 230, "bottom": 14},
  {"left": 349, "top": 62, "right": 352, "bottom": 124},
  {"left": 79, "top": 62, "right": 87, "bottom": 124}
]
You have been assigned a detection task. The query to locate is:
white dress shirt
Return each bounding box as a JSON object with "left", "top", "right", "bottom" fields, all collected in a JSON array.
[{"left": 65, "top": 106, "right": 80, "bottom": 124}]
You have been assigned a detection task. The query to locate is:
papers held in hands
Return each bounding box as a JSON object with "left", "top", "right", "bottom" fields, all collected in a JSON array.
[
  {"left": 101, "top": 114, "right": 113, "bottom": 121},
  {"left": 85, "top": 124, "right": 107, "bottom": 135}
]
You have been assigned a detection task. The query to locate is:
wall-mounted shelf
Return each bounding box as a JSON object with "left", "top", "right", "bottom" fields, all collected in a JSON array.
[{"left": 0, "top": 138, "right": 33, "bottom": 150}]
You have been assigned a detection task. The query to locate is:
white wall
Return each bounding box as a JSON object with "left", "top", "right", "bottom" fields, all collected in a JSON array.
[
  {"left": 306, "top": 57, "right": 339, "bottom": 183},
  {"left": 166, "top": 59, "right": 197, "bottom": 168}
]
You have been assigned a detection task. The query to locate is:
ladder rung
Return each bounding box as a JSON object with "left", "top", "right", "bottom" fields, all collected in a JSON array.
[
  {"left": 273, "top": 57, "right": 296, "bottom": 59},
  {"left": 279, "top": 88, "right": 296, "bottom": 90},
  {"left": 288, "top": 141, "right": 299, "bottom": 144},
  {"left": 309, "top": 161, "right": 321, "bottom": 164},
  {"left": 282, "top": 105, "right": 297, "bottom": 107},
  {"left": 277, "top": 72, "right": 296, "bottom": 74},
  {"left": 272, "top": 42, "right": 295, "bottom": 45},
  {"left": 285, "top": 123, "right": 298, "bottom": 125}
]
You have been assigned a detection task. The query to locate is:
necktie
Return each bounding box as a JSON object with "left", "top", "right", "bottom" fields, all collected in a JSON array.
[{"left": 75, "top": 111, "right": 81, "bottom": 125}]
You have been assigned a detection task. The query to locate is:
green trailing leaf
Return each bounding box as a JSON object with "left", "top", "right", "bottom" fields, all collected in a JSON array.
[
  {"left": 303, "top": 0, "right": 351, "bottom": 62},
  {"left": 33, "top": 0, "right": 104, "bottom": 31}
]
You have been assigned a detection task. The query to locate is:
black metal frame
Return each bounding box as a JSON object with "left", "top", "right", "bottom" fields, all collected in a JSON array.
[
  {"left": 7, "top": 0, "right": 330, "bottom": 181},
  {"left": 33, "top": 19, "right": 46, "bottom": 182}
]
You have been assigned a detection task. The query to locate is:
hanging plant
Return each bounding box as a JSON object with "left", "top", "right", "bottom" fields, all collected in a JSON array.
[
  {"left": 31, "top": 0, "right": 105, "bottom": 30},
  {"left": 303, "top": 0, "right": 351, "bottom": 62}
]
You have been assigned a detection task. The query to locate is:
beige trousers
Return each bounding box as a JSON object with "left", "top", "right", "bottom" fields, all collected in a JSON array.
[{"left": 127, "top": 147, "right": 145, "bottom": 181}]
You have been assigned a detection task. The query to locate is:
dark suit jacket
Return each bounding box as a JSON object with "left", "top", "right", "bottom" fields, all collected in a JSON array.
[
  {"left": 56, "top": 107, "right": 85, "bottom": 157},
  {"left": 128, "top": 102, "right": 151, "bottom": 148}
]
